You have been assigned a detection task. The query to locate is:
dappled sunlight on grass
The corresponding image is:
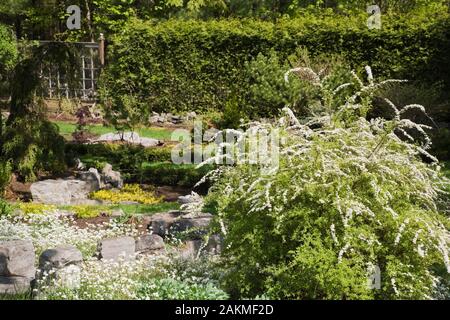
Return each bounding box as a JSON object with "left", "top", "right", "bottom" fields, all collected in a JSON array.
[{"left": 54, "top": 121, "right": 174, "bottom": 141}]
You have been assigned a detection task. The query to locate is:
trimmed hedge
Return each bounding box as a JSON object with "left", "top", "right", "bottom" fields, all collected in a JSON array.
[{"left": 101, "top": 14, "right": 450, "bottom": 119}]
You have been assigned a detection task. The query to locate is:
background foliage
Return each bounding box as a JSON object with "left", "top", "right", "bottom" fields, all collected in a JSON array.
[{"left": 101, "top": 14, "right": 450, "bottom": 125}]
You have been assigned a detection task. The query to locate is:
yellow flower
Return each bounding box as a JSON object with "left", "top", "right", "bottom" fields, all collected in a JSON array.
[{"left": 90, "top": 184, "right": 163, "bottom": 205}]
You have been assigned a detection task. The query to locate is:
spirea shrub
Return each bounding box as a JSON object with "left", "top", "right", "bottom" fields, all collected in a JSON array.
[{"left": 203, "top": 67, "right": 450, "bottom": 299}]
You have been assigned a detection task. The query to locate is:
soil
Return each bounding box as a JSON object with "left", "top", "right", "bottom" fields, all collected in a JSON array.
[
  {"left": 71, "top": 215, "right": 112, "bottom": 229},
  {"left": 5, "top": 175, "right": 32, "bottom": 201},
  {"left": 71, "top": 214, "right": 151, "bottom": 235},
  {"left": 155, "top": 185, "right": 191, "bottom": 202}
]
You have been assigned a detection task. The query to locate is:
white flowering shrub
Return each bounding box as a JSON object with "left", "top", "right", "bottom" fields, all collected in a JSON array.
[{"left": 203, "top": 67, "right": 450, "bottom": 299}]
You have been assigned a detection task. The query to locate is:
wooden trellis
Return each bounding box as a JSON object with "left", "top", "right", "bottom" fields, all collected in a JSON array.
[{"left": 40, "top": 34, "right": 105, "bottom": 102}]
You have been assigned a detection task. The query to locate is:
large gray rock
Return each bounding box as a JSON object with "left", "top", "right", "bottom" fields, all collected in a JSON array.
[
  {"left": 150, "top": 211, "right": 184, "bottom": 237},
  {"left": 171, "top": 115, "right": 183, "bottom": 124},
  {"left": 185, "top": 112, "right": 197, "bottom": 121},
  {"left": 77, "top": 168, "right": 102, "bottom": 190},
  {"left": 98, "top": 236, "right": 135, "bottom": 261},
  {"left": 52, "top": 264, "right": 81, "bottom": 290},
  {"left": 39, "top": 245, "right": 83, "bottom": 271},
  {"left": 180, "top": 235, "right": 223, "bottom": 259},
  {"left": 96, "top": 132, "right": 160, "bottom": 148},
  {"left": 171, "top": 213, "right": 213, "bottom": 238},
  {"left": 180, "top": 240, "right": 202, "bottom": 259},
  {"left": 0, "top": 240, "right": 36, "bottom": 279},
  {"left": 101, "top": 164, "right": 123, "bottom": 189},
  {"left": 149, "top": 211, "right": 213, "bottom": 239},
  {"left": 140, "top": 137, "right": 162, "bottom": 148},
  {"left": 204, "top": 234, "right": 223, "bottom": 255},
  {"left": 178, "top": 193, "right": 199, "bottom": 205},
  {"left": 0, "top": 276, "right": 32, "bottom": 295},
  {"left": 149, "top": 114, "right": 165, "bottom": 124},
  {"left": 135, "top": 234, "right": 164, "bottom": 252},
  {"left": 69, "top": 199, "right": 103, "bottom": 206},
  {"left": 30, "top": 179, "right": 93, "bottom": 205}
]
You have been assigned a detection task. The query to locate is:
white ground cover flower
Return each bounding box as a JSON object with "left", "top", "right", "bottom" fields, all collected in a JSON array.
[
  {"left": 0, "top": 211, "right": 139, "bottom": 258},
  {"left": 36, "top": 254, "right": 170, "bottom": 300},
  {"left": 35, "top": 252, "right": 227, "bottom": 300}
]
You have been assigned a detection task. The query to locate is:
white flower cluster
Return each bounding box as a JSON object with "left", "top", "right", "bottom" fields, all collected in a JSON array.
[
  {"left": 203, "top": 66, "right": 450, "bottom": 298},
  {"left": 0, "top": 212, "right": 139, "bottom": 258},
  {"left": 36, "top": 254, "right": 170, "bottom": 300}
]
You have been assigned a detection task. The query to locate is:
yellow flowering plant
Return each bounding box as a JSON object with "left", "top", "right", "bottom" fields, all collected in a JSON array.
[
  {"left": 72, "top": 205, "right": 111, "bottom": 219},
  {"left": 17, "top": 203, "right": 57, "bottom": 215},
  {"left": 90, "top": 184, "right": 163, "bottom": 205}
]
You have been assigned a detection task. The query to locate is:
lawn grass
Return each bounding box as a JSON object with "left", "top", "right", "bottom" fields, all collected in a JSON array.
[
  {"left": 111, "top": 202, "right": 180, "bottom": 215},
  {"left": 54, "top": 121, "right": 174, "bottom": 141},
  {"left": 141, "top": 161, "right": 198, "bottom": 170},
  {"left": 0, "top": 292, "right": 32, "bottom": 300},
  {"left": 58, "top": 202, "right": 180, "bottom": 217}
]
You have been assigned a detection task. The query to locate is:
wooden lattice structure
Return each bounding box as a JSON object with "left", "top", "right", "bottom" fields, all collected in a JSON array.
[{"left": 39, "top": 35, "right": 105, "bottom": 102}]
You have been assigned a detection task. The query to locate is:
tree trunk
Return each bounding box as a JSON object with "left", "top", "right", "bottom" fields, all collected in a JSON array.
[{"left": 84, "top": 0, "right": 94, "bottom": 42}]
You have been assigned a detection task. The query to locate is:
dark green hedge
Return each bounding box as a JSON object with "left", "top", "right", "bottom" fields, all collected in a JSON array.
[
  {"left": 101, "top": 15, "right": 450, "bottom": 118},
  {"left": 65, "top": 143, "right": 212, "bottom": 187}
]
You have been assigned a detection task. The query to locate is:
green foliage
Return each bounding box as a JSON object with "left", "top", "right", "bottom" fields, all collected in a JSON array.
[
  {"left": 2, "top": 0, "right": 448, "bottom": 42},
  {"left": 66, "top": 143, "right": 212, "bottom": 187},
  {"left": 1, "top": 42, "right": 81, "bottom": 181},
  {"left": 16, "top": 202, "right": 56, "bottom": 215},
  {"left": 115, "top": 202, "right": 180, "bottom": 215},
  {"left": 71, "top": 205, "right": 110, "bottom": 219},
  {"left": 0, "top": 24, "right": 17, "bottom": 144},
  {"left": 240, "top": 51, "right": 301, "bottom": 119},
  {"left": 431, "top": 128, "right": 450, "bottom": 161},
  {"left": 0, "top": 198, "right": 12, "bottom": 217},
  {"left": 212, "top": 95, "right": 247, "bottom": 129},
  {"left": 0, "top": 24, "right": 17, "bottom": 75},
  {"left": 66, "top": 143, "right": 173, "bottom": 167},
  {"left": 90, "top": 184, "right": 163, "bottom": 204},
  {"left": 137, "top": 277, "right": 229, "bottom": 300},
  {"left": 205, "top": 68, "right": 450, "bottom": 299},
  {"left": 137, "top": 255, "right": 228, "bottom": 300},
  {"left": 2, "top": 115, "right": 66, "bottom": 181},
  {"left": 0, "top": 161, "right": 12, "bottom": 195},
  {"left": 142, "top": 162, "right": 213, "bottom": 188},
  {"left": 102, "top": 14, "right": 450, "bottom": 124}
]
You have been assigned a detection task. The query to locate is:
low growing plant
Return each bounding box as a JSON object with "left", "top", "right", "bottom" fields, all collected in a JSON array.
[
  {"left": 0, "top": 198, "right": 12, "bottom": 217},
  {"left": 71, "top": 205, "right": 111, "bottom": 219},
  {"left": 0, "top": 161, "right": 12, "bottom": 195},
  {"left": 90, "top": 184, "right": 163, "bottom": 205},
  {"left": 17, "top": 203, "right": 57, "bottom": 215}
]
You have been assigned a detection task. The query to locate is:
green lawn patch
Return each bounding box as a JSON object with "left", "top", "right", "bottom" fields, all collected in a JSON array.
[
  {"left": 54, "top": 121, "right": 174, "bottom": 141},
  {"left": 58, "top": 202, "right": 180, "bottom": 217},
  {"left": 111, "top": 202, "right": 180, "bottom": 215}
]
